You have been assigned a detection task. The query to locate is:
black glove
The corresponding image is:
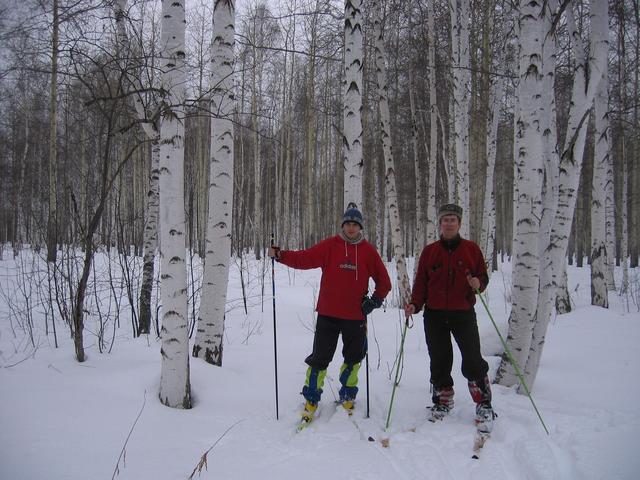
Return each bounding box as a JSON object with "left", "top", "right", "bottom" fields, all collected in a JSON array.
[{"left": 361, "top": 295, "right": 383, "bottom": 316}]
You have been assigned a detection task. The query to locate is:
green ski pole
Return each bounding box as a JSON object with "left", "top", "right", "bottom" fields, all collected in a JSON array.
[
  {"left": 476, "top": 289, "right": 549, "bottom": 435},
  {"left": 385, "top": 317, "right": 411, "bottom": 430}
]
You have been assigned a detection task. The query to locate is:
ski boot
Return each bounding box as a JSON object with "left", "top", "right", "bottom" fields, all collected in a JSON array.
[
  {"left": 428, "top": 403, "right": 450, "bottom": 422},
  {"left": 428, "top": 386, "right": 454, "bottom": 422},
  {"left": 338, "top": 398, "right": 355, "bottom": 415},
  {"left": 475, "top": 402, "right": 497, "bottom": 435},
  {"left": 301, "top": 401, "right": 317, "bottom": 422}
]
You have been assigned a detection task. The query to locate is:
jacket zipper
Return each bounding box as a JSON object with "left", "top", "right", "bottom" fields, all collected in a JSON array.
[{"left": 446, "top": 248, "right": 453, "bottom": 310}]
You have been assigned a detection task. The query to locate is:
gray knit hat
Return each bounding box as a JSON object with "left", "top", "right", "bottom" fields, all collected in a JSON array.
[{"left": 437, "top": 203, "right": 463, "bottom": 222}]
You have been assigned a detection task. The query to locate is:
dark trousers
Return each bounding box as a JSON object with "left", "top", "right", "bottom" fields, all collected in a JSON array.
[
  {"left": 305, "top": 315, "right": 367, "bottom": 370},
  {"left": 423, "top": 309, "right": 489, "bottom": 389}
]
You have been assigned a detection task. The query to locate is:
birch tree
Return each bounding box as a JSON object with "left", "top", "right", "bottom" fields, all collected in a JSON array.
[
  {"left": 303, "top": 4, "right": 321, "bottom": 246},
  {"left": 426, "top": 0, "right": 438, "bottom": 243},
  {"left": 537, "top": 0, "right": 559, "bottom": 304},
  {"left": 244, "top": 4, "right": 277, "bottom": 256},
  {"left": 498, "top": 0, "right": 610, "bottom": 389},
  {"left": 530, "top": 0, "right": 607, "bottom": 387},
  {"left": 193, "top": 0, "right": 235, "bottom": 366},
  {"left": 617, "top": 2, "right": 630, "bottom": 296},
  {"left": 620, "top": 146, "right": 629, "bottom": 296},
  {"left": 280, "top": 1, "right": 297, "bottom": 248},
  {"left": 158, "top": 0, "right": 191, "bottom": 409},
  {"left": 139, "top": 143, "right": 160, "bottom": 335},
  {"left": 551, "top": 2, "right": 608, "bottom": 314},
  {"left": 47, "top": 0, "right": 59, "bottom": 263},
  {"left": 479, "top": 73, "right": 503, "bottom": 272},
  {"left": 250, "top": 9, "right": 263, "bottom": 258},
  {"left": 409, "top": 70, "right": 423, "bottom": 250},
  {"left": 495, "top": 0, "right": 546, "bottom": 387},
  {"left": 605, "top": 142, "right": 616, "bottom": 290},
  {"left": 373, "top": 0, "right": 411, "bottom": 303},
  {"left": 113, "top": 0, "right": 162, "bottom": 336},
  {"left": 543, "top": 0, "right": 609, "bottom": 317},
  {"left": 451, "top": 0, "right": 471, "bottom": 236},
  {"left": 591, "top": 54, "right": 610, "bottom": 308},
  {"left": 343, "top": 0, "right": 363, "bottom": 209}
]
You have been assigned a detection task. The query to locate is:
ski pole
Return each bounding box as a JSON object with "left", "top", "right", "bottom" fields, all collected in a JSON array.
[
  {"left": 365, "top": 332, "right": 370, "bottom": 418},
  {"left": 385, "top": 316, "right": 410, "bottom": 430},
  {"left": 363, "top": 292, "right": 371, "bottom": 418},
  {"left": 271, "top": 234, "right": 279, "bottom": 420},
  {"left": 476, "top": 289, "right": 549, "bottom": 435}
]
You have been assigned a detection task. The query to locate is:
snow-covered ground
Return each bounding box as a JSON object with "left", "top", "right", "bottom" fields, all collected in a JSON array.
[{"left": 1, "top": 251, "right": 639, "bottom": 480}]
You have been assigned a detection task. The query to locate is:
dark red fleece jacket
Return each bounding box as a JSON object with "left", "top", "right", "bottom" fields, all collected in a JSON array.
[
  {"left": 410, "top": 236, "right": 488, "bottom": 313},
  {"left": 278, "top": 235, "right": 391, "bottom": 321}
]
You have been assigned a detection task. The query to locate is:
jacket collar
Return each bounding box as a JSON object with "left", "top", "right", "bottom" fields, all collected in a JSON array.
[
  {"left": 339, "top": 231, "right": 364, "bottom": 245},
  {"left": 439, "top": 234, "right": 461, "bottom": 250}
]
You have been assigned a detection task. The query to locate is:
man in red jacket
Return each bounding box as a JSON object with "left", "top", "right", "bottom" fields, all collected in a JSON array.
[
  {"left": 404, "top": 203, "right": 495, "bottom": 431},
  {"left": 269, "top": 207, "right": 391, "bottom": 422}
]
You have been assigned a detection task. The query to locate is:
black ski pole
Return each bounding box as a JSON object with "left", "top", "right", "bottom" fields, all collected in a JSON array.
[{"left": 271, "top": 234, "right": 279, "bottom": 420}]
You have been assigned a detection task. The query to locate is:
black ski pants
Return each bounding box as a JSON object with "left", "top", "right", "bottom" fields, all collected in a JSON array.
[
  {"left": 423, "top": 308, "right": 489, "bottom": 389},
  {"left": 305, "top": 315, "right": 367, "bottom": 370}
]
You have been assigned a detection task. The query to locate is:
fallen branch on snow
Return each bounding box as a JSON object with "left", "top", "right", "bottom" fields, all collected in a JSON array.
[{"left": 188, "top": 419, "right": 245, "bottom": 479}]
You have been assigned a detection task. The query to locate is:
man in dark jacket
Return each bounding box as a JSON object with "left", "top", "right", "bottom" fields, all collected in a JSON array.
[
  {"left": 404, "top": 203, "right": 495, "bottom": 430},
  {"left": 269, "top": 207, "right": 391, "bottom": 423}
]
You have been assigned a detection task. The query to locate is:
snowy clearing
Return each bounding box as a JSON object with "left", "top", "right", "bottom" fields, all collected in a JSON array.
[{"left": 1, "top": 253, "right": 639, "bottom": 480}]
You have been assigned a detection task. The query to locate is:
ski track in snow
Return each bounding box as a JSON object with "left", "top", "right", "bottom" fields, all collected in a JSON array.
[{"left": 0, "top": 254, "right": 639, "bottom": 479}]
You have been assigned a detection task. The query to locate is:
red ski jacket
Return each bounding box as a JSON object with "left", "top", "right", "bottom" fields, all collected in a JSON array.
[
  {"left": 410, "top": 236, "right": 488, "bottom": 313},
  {"left": 277, "top": 235, "right": 391, "bottom": 321}
]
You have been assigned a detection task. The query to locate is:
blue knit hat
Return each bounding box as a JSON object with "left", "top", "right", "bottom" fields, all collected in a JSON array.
[{"left": 342, "top": 207, "right": 364, "bottom": 229}]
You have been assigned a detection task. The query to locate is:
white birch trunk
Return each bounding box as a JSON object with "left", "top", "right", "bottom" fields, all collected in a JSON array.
[
  {"left": 283, "top": 14, "right": 296, "bottom": 248},
  {"left": 383, "top": 208, "right": 389, "bottom": 261},
  {"left": 525, "top": 0, "right": 559, "bottom": 383},
  {"left": 478, "top": 2, "right": 504, "bottom": 270},
  {"left": 451, "top": 0, "right": 471, "bottom": 236},
  {"left": 554, "top": 265, "right": 571, "bottom": 311},
  {"left": 193, "top": 0, "right": 235, "bottom": 366},
  {"left": 479, "top": 74, "right": 503, "bottom": 272},
  {"left": 139, "top": 142, "right": 160, "bottom": 335},
  {"left": 538, "top": 0, "right": 559, "bottom": 269},
  {"left": 113, "top": 0, "right": 161, "bottom": 335},
  {"left": 158, "top": 0, "right": 191, "bottom": 409},
  {"left": 426, "top": 0, "right": 438, "bottom": 242},
  {"left": 590, "top": 57, "right": 609, "bottom": 308},
  {"left": 375, "top": 158, "right": 383, "bottom": 253},
  {"left": 47, "top": 0, "right": 59, "bottom": 263},
  {"left": 448, "top": 0, "right": 458, "bottom": 203},
  {"left": 523, "top": 0, "right": 609, "bottom": 387},
  {"left": 620, "top": 139, "right": 629, "bottom": 296},
  {"left": 551, "top": 0, "right": 608, "bottom": 315},
  {"left": 252, "top": 45, "right": 262, "bottom": 256},
  {"left": 15, "top": 108, "right": 29, "bottom": 253},
  {"left": 373, "top": 1, "right": 411, "bottom": 303},
  {"left": 495, "top": 0, "right": 546, "bottom": 387},
  {"left": 343, "top": 0, "right": 363, "bottom": 209},
  {"left": 605, "top": 152, "right": 616, "bottom": 289},
  {"left": 409, "top": 71, "right": 423, "bottom": 251}
]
